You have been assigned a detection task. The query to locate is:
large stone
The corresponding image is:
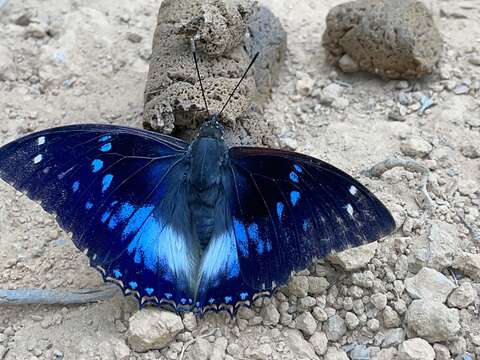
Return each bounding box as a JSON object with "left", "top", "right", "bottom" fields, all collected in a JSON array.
[
  {"left": 308, "top": 277, "right": 330, "bottom": 296},
  {"left": 400, "top": 137, "right": 433, "bottom": 158},
  {"left": 288, "top": 275, "right": 309, "bottom": 298},
  {"left": 285, "top": 329, "right": 319, "bottom": 360},
  {"left": 447, "top": 282, "right": 476, "bottom": 309},
  {"left": 325, "top": 315, "right": 347, "bottom": 341},
  {"left": 406, "top": 299, "right": 460, "bottom": 342},
  {"left": 127, "top": 309, "right": 184, "bottom": 352},
  {"left": 409, "top": 221, "right": 460, "bottom": 271},
  {"left": 398, "top": 338, "right": 435, "bottom": 360},
  {"left": 328, "top": 242, "right": 377, "bottom": 271},
  {"left": 261, "top": 303, "right": 280, "bottom": 326},
  {"left": 453, "top": 252, "right": 480, "bottom": 281},
  {"left": 309, "top": 332, "right": 328, "bottom": 356},
  {"left": 322, "top": 0, "right": 442, "bottom": 79},
  {"left": 405, "top": 267, "right": 455, "bottom": 303},
  {"left": 382, "top": 328, "right": 405, "bottom": 348},
  {"left": 295, "top": 312, "right": 318, "bottom": 336}
]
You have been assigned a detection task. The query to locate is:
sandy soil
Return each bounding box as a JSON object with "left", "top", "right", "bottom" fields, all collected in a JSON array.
[{"left": 0, "top": 0, "right": 479, "bottom": 359}]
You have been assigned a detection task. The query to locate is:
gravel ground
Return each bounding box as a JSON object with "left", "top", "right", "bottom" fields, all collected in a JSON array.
[{"left": 0, "top": 0, "right": 479, "bottom": 359}]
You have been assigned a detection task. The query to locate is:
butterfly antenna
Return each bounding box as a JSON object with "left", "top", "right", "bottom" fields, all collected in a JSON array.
[
  {"left": 218, "top": 52, "right": 259, "bottom": 117},
  {"left": 191, "top": 39, "right": 210, "bottom": 116}
]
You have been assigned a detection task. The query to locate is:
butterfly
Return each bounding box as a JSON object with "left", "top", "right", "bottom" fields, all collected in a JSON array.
[{"left": 0, "top": 49, "right": 395, "bottom": 315}]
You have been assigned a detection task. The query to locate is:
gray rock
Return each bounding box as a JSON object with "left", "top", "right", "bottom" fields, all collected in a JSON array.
[
  {"left": 324, "top": 347, "right": 349, "bottom": 360},
  {"left": 409, "top": 221, "right": 460, "bottom": 271},
  {"left": 370, "top": 293, "right": 388, "bottom": 310},
  {"left": 0, "top": 45, "right": 16, "bottom": 81},
  {"left": 312, "top": 307, "right": 328, "bottom": 322},
  {"left": 328, "top": 242, "right": 377, "bottom": 271},
  {"left": 261, "top": 303, "right": 280, "bottom": 326},
  {"left": 127, "top": 309, "right": 184, "bottom": 352},
  {"left": 309, "top": 332, "right": 328, "bottom": 356},
  {"left": 382, "top": 328, "right": 405, "bottom": 348},
  {"left": 457, "top": 179, "right": 479, "bottom": 196},
  {"left": 338, "top": 54, "right": 359, "bottom": 73},
  {"left": 325, "top": 315, "right": 347, "bottom": 341},
  {"left": 400, "top": 136, "right": 433, "bottom": 158},
  {"left": 285, "top": 329, "right": 319, "bottom": 360},
  {"left": 375, "top": 348, "right": 398, "bottom": 360},
  {"left": 182, "top": 312, "right": 197, "bottom": 332},
  {"left": 308, "top": 277, "right": 330, "bottom": 296},
  {"left": 323, "top": 0, "right": 442, "bottom": 79},
  {"left": 406, "top": 299, "right": 460, "bottom": 342},
  {"left": 405, "top": 267, "right": 455, "bottom": 302},
  {"left": 288, "top": 276, "right": 309, "bottom": 298},
  {"left": 296, "top": 312, "right": 318, "bottom": 336},
  {"left": 187, "top": 338, "right": 211, "bottom": 360},
  {"left": 244, "top": 343, "right": 274, "bottom": 359},
  {"left": 453, "top": 252, "right": 480, "bottom": 281},
  {"left": 433, "top": 344, "right": 451, "bottom": 360},
  {"left": 398, "top": 338, "right": 434, "bottom": 360},
  {"left": 345, "top": 312, "right": 359, "bottom": 330},
  {"left": 210, "top": 337, "right": 228, "bottom": 360},
  {"left": 447, "top": 282, "right": 476, "bottom": 309},
  {"left": 382, "top": 306, "right": 401, "bottom": 328}
]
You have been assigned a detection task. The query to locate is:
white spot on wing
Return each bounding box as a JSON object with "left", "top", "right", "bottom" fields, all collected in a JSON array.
[
  {"left": 346, "top": 203, "right": 354, "bottom": 217},
  {"left": 349, "top": 186, "right": 358, "bottom": 196},
  {"left": 37, "top": 136, "right": 46, "bottom": 145},
  {"left": 33, "top": 154, "right": 43, "bottom": 164}
]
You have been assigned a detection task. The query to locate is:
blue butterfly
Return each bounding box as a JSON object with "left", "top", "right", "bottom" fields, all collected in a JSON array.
[{"left": 0, "top": 50, "right": 395, "bottom": 315}]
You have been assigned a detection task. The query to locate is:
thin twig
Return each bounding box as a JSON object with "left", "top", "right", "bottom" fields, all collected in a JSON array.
[
  {"left": 362, "top": 157, "right": 434, "bottom": 210},
  {"left": 179, "top": 329, "right": 217, "bottom": 360},
  {"left": 0, "top": 284, "right": 118, "bottom": 305}
]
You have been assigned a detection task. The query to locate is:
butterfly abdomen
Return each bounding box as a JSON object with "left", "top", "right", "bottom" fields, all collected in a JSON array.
[{"left": 187, "top": 133, "right": 229, "bottom": 250}]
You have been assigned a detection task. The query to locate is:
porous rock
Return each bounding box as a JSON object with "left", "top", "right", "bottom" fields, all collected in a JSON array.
[
  {"left": 328, "top": 242, "right": 377, "bottom": 271},
  {"left": 285, "top": 329, "right": 319, "bottom": 360},
  {"left": 406, "top": 299, "right": 460, "bottom": 342},
  {"left": 409, "top": 221, "right": 460, "bottom": 271},
  {"left": 398, "top": 338, "right": 435, "bottom": 360},
  {"left": 453, "top": 252, "right": 480, "bottom": 281},
  {"left": 322, "top": 0, "right": 442, "bottom": 79},
  {"left": 127, "top": 309, "right": 184, "bottom": 352},
  {"left": 447, "top": 282, "right": 476, "bottom": 309},
  {"left": 143, "top": 0, "right": 286, "bottom": 145},
  {"left": 404, "top": 267, "right": 455, "bottom": 303}
]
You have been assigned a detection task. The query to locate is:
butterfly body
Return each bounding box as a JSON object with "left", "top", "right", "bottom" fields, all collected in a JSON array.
[{"left": 0, "top": 120, "right": 395, "bottom": 314}]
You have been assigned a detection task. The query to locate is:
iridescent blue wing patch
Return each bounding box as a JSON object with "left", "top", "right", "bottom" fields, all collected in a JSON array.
[
  {"left": 228, "top": 147, "right": 395, "bottom": 292},
  {"left": 0, "top": 124, "right": 199, "bottom": 308}
]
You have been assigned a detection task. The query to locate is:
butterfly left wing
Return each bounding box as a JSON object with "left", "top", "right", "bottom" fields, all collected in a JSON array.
[
  {"left": 0, "top": 124, "right": 200, "bottom": 308},
  {"left": 226, "top": 147, "right": 396, "bottom": 296}
]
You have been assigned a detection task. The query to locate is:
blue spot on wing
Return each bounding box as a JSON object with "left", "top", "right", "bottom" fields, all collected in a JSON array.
[
  {"left": 102, "top": 174, "right": 113, "bottom": 192},
  {"left": 108, "top": 202, "right": 135, "bottom": 230},
  {"left": 129, "top": 281, "right": 138, "bottom": 289},
  {"left": 72, "top": 180, "right": 80, "bottom": 192},
  {"left": 289, "top": 172, "right": 299, "bottom": 183},
  {"left": 145, "top": 288, "right": 154, "bottom": 296},
  {"left": 99, "top": 135, "right": 111, "bottom": 142},
  {"left": 233, "top": 218, "right": 249, "bottom": 256},
  {"left": 122, "top": 205, "right": 154, "bottom": 240},
  {"left": 276, "top": 202, "right": 284, "bottom": 220},
  {"left": 290, "top": 191, "right": 300, "bottom": 206},
  {"left": 247, "top": 223, "right": 264, "bottom": 254},
  {"left": 91, "top": 159, "right": 103, "bottom": 173},
  {"left": 85, "top": 201, "right": 94, "bottom": 210},
  {"left": 293, "top": 164, "right": 303, "bottom": 173},
  {"left": 100, "top": 143, "right": 112, "bottom": 152}
]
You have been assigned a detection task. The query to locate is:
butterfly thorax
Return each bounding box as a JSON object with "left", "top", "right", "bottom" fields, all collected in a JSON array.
[{"left": 187, "top": 117, "right": 229, "bottom": 250}]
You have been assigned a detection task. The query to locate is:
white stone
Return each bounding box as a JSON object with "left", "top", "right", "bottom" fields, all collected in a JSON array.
[
  {"left": 288, "top": 276, "right": 309, "bottom": 297},
  {"left": 457, "top": 179, "right": 479, "bottom": 196},
  {"left": 338, "top": 54, "right": 359, "bottom": 73},
  {"left": 244, "top": 343, "right": 273, "bottom": 359},
  {"left": 400, "top": 136, "right": 433, "bottom": 158},
  {"left": 345, "top": 312, "right": 359, "bottom": 330},
  {"left": 370, "top": 293, "right": 388, "bottom": 310},
  {"left": 285, "top": 329, "right": 319, "bottom": 360},
  {"left": 187, "top": 338, "right": 211, "bottom": 360},
  {"left": 309, "top": 332, "right": 328, "bottom": 356},
  {"left": 382, "top": 306, "right": 401, "bottom": 328},
  {"left": 382, "top": 328, "right": 405, "bottom": 348},
  {"left": 296, "top": 72, "right": 315, "bottom": 96},
  {"left": 453, "top": 252, "right": 480, "bottom": 281},
  {"left": 0, "top": 45, "right": 16, "bottom": 81},
  {"left": 127, "top": 309, "right": 184, "bottom": 352},
  {"left": 210, "top": 337, "right": 228, "bottom": 360},
  {"left": 295, "top": 312, "right": 318, "bottom": 336},
  {"left": 182, "top": 312, "right": 197, "bottom": 332},
  {"left": 261, "top": 303, "right": 280, "bottom": 326},
  {"left": 325, "top": 315, "right": 346, "bottom": 341},
  {"left": 324, "top": 347, "right": 349, "bottom": 360},
  {"left": 328, "top": 242, "right": 377, "bottom": 271},
  {"left": 308, "top": 277, "right": 329, "bottom": 295},
  {"left": 398, "top": 338, "right": 435, "bottom": 360},
  {"left": 447, "top": 282, "right": 476, "bottom": 308},
  {"left": 405, "top": 267, "right": 455, "bottom": 302},
  {"left": 406, "top": 299, "right": 460, "bottom": 342},
  {"left": 433, "top": 344, "right": 451, "bottom": 360}
]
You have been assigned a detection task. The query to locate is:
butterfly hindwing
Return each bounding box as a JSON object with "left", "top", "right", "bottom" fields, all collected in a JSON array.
[
  {"left": 228, "top": 147, "right": 396, "bottom": 292},
  {"left": 0, "top": 124, "right": 200, "bottom": 307}
]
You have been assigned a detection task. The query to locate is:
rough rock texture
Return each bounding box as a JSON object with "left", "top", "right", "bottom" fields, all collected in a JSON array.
[
  {"left": 322, "top": 0, "right": 442, "bottom": 79},
  {"left": 127, "top": 309, "right": 184, "bottom": 352},
  {"left": 404, "top": 267, "right": 455, "bottom": 303},
  {"left": 143, "top": 0, "right": 286, "bottom": 145},
  {"left": 406, "top": 299, "right": 460, "bottom": 342},
  {"left": 453, "top": 252, "right": 480, "bottom": 281},
  {"left": 328, "top": 242, "right": 377, "bottom": 271},
  {"left": 285, "top": 329, "right": 318, "bottom": 360},
  {"left": 447, "top": 282, "right": 476, "bottom": 309},
  {"left": 398, "top": 338, "right": 435, "bottom": 360}
]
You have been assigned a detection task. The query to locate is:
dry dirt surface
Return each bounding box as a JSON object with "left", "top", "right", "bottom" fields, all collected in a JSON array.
[{"left": 0, "top": 0, "right": 479, "bottom": 360}]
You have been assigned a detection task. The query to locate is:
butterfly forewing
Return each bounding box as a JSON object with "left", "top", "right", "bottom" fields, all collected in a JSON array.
[{"left": 228, "top": 147, "right": 395, "bottom": 291}]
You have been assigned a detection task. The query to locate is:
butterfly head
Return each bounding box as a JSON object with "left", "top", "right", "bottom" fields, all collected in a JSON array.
[{"left": 198, "top": 114, "right": 224, "bottom": 140}]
